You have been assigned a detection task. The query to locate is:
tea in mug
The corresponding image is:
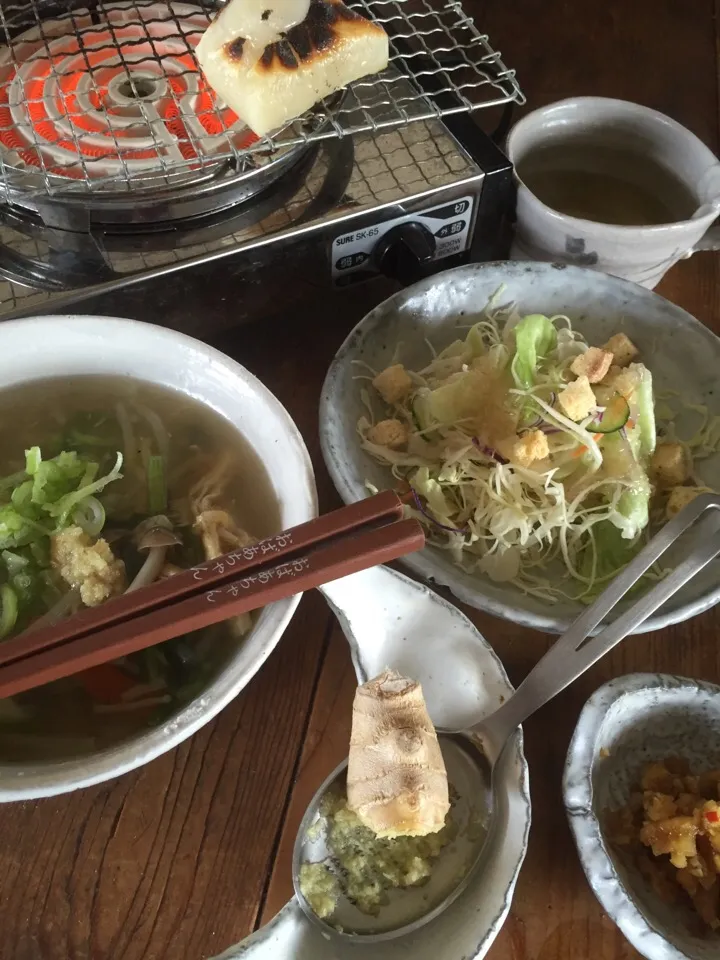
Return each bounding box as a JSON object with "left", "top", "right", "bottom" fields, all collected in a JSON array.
[{"left": 516, "top": 142, "right": 698, "bottom": 226}]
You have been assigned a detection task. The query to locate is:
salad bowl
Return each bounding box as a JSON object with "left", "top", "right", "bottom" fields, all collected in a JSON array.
[{"left": 320, "top": 261, "right": 720, "bottom": 634}]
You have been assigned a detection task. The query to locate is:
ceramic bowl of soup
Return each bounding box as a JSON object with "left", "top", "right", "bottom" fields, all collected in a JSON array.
[{"left": 0, "top": 314, "right": 316, "bottom": 800}]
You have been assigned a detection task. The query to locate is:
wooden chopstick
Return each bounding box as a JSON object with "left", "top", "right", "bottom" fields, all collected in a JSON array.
[
  {"left": 0, "top": 490, "right": 404, "bottom": 673},
  {"left": 0, "top": 498, "right": 424, "bottom": 699}
]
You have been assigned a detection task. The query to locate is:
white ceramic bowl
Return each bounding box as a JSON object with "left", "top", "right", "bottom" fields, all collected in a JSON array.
[
  {"left": 320, "top": 261, "right": 720, "bottom": 634},
  {"left": 564, "top": 673, "right": 720, "bottom": 960},
  {"left": 0, "top": 315, "right": 317, "bottom": 800}
]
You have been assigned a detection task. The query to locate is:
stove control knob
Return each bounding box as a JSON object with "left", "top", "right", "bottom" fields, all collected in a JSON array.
[{"left": 372, "top": 222, "right": 437, "bottom": 285}]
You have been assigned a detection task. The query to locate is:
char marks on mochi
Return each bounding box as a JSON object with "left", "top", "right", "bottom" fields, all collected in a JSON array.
[{"left": 224, "top": 0, "right": 367, "bottom": 72}]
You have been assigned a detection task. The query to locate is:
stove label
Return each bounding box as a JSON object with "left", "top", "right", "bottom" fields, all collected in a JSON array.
[{"left": 331, "top": 195, "right": 475, "bottom": 283}]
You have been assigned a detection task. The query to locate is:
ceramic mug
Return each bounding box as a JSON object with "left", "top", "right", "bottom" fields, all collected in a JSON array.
[{"left": 506, "top": 97, "right": 720, "bottom": 288}]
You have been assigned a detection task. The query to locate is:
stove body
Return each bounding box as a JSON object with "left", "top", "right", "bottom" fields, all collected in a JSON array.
[{"left": 0, "top": 0, "right": 523, "bottom": 334}]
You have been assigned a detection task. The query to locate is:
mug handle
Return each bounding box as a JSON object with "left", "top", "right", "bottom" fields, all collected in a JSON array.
[{"left": 694, "top": 220, "right": 720, "bottom": 252}]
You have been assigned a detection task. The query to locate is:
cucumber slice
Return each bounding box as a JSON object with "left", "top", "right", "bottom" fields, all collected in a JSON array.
[
  {"left": 411, "top": 392, "right": 433, "bottom": 432},
  {"left": 588, "top": 392, "right": 630, "bottom": 434}
]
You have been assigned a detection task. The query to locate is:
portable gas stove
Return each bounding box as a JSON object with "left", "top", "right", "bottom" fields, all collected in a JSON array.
[{"left": 0, "top": 0, "right": 524, "bottom": 334}]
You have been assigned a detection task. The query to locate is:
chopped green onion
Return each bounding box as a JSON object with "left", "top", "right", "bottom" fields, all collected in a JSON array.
[
  {"left": 73, "top": 496, "right": 106, "bottom": 538},
  {"left": 11, "top": 571, "right": 34, "bottom": 604},
  {"left": 0, "top": 469, "right": 28, "bottom": 496},
  {"left": 29, "top": 540, "right": 50, "bottom": 567},
  {"left": 147, "top": 455, "right": 167, "bottom": 513},
  {"left": 0, "top": 584, "right": 18, "bottom": 639},
  {"left": 0, "top": 504, "right": 51, "bottom": 548},
  {"left": 11, "top": 480, "right": 34, "bottom": 512},
  {"left": 24, "top": 446, "right": 42, "bottom": 475},
  {"left": 47, "top": 451, "right": 123, "bottom": 526},
  {"left": 1, "top": 550, "right": 29, "bottom": 577}
]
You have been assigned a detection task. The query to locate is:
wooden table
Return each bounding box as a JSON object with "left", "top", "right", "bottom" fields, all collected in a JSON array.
[{"left": 1, "top": 2, "right": 719, "bottom": 958}]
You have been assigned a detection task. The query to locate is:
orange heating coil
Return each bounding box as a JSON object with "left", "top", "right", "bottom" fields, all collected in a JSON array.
[{"left": 0, "top": 22, "right": 259, "bottom": 179}]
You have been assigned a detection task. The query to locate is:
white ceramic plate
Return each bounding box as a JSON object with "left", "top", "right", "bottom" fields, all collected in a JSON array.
[
  {"left": 564, "top": 673, "right": 720, "bottom": 960},
  {"left": 320, "top": 261, "right": 720, "bottom": 634},
  {"left": 215, "top": 565, "right": 531, "bottom": 960}
]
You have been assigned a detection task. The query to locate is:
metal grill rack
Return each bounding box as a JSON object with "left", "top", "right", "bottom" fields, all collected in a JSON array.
[{"left": 0, "top": 0, "right": 523, "bottom": 195}]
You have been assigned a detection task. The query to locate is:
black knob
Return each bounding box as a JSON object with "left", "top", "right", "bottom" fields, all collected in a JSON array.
[{"left": 372, "top": 221, "right": 437, "bottom": 285}]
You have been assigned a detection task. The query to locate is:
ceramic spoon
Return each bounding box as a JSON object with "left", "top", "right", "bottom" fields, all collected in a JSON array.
[
  {"left": 214, "top": 563, "right": 529, "bottom": 960},
  {"left": 293, "top": 494, "right": 720, "bottom": 943}
]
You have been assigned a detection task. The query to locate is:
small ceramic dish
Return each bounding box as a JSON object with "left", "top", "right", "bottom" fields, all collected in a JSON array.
[
  {"left": 564, "top": 673, "right": 720, "bottom": 960},
  {"left": 213, "top": 565, "right": 531, "bottom": 960},
  {"left": 320, "top": 260, "right": 720, "bottom": 634}
]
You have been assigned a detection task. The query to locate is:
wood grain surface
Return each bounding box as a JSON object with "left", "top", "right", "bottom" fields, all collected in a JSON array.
[{"left": 0, "top": 2, "right": 719, "bottom": 958}]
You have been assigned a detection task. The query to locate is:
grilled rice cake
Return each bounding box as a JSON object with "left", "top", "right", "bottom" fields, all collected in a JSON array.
[{"left": 196, "top": 0, "right": 389, "bottom": 138}]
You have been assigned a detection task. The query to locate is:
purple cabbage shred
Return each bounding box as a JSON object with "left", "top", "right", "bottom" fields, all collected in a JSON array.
[
  {"left": 471, "top": 436, "right": 508, "bottom": 465},
  {"left": 410, "top": 488, "right": 470, "bottom": 535}
]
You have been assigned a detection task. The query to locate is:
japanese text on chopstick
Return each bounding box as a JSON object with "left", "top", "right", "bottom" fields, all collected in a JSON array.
[
  {"left": 192, "top": 532, "right": 295, "bottom": 580},
  {"left": 205, "top": 556, "right": 310, "bottom": 602}
]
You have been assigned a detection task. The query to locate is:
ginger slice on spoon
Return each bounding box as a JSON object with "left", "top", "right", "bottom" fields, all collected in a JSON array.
[{"left": 346, "top": 668, "right": 450, "bottom": 838}]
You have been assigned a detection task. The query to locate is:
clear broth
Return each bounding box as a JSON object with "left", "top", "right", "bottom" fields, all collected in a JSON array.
[
  {"left": 516, "top": 143, "right": 698, "bottom": 226},
  {"left": 0, "top": 376, "right": 281, "bottom": 764}
]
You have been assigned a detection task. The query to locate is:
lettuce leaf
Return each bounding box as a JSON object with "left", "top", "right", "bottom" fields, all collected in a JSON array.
[
  {"left": 581, "top": 520, "right": 642, "bottom": 593},
  {"left": 609, "top": 478, "right": 651, "bottom": 541},
  {"left": 510, "top": 314, "right": 557, "bottom": 390},
  {"left": 600, "top": 431, "right": 652, "bottom": 541}
]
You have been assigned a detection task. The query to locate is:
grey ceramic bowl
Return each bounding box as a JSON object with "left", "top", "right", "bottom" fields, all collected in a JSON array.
[
  {"left": 320, "top": 261, "right": 720, "bottom": 634},
  {"left": 564, "top": 673, "right": 720, "bottom": 960}
]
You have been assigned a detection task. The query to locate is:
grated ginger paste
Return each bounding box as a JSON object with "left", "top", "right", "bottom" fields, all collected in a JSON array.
[{"left": 300, "top": 792, "right": 456, "bottom": 920}]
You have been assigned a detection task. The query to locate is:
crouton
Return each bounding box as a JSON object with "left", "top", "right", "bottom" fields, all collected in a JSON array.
[
  {"left": 511, "top": 429, "right": 550, "bottom": 468},
  {"left": 372, "top": 364, "right": 412, "bottom": 405},
  {"left": 51, "top": 525, "right": 126, "bottom": 607},
  {"left": 651, "top": 443, "right": 691, "bottom": 489},
  {"left": 367, "top": 418, "right": 409, "bottom": 449},
  {"left": 666, "top": 486, "right": 712, "bottom": 518},
  {"left": 557, "top": 375, "right": 596, "bottom": 421},
  {"left": 571, "top": 346, "right": 614, "bottom": 383},
  {"left": 604, "top": 333, "right": 639, "bottom": 367},
  {"left": 603, "top": 365, "right": 638, "bottom": 400}
]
